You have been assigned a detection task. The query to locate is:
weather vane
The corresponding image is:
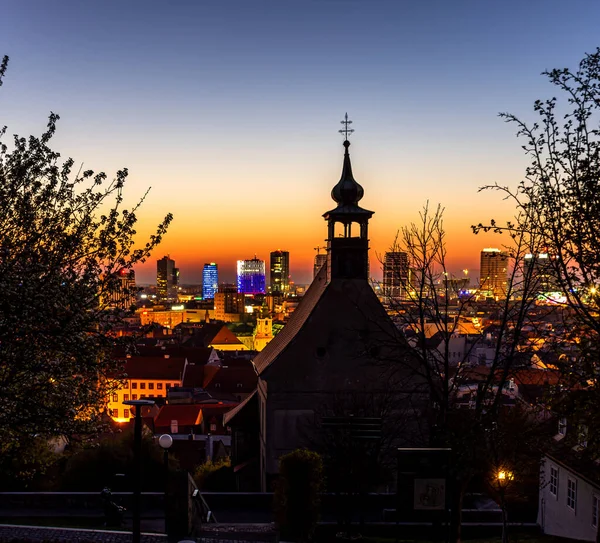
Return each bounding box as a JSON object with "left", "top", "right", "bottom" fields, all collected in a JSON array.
[{"left": 339, "top": 112, "right": 354, "bottom": 140}]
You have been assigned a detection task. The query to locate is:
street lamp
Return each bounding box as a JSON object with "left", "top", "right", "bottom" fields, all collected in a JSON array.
[
  {"left": 497, "top": 470, "right": 514, "bottom": 483},
  {"left": 495, "top": 469, "right": 514, "bottom": 543},
  {"left": 123, "top": 399, "right": 155, "bottom": 543},
  {"left": 158, "top": 434, "right": 173, "bottom": 536}
]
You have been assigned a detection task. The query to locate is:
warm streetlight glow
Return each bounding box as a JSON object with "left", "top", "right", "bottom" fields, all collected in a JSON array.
[
  {"left": 591, "top": 287, "right": 597, "bottom": 295},
  {"left": 497, "top": 470, "right": 514, "bottom": 482}
]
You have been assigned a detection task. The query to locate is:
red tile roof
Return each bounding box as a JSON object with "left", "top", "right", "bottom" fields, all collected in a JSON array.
[
  {"left": 154, "top": 404, "right": 203, "bottom": 428},
  {"left": 124, "top": 356, "right": 186, "bottom": 381}
]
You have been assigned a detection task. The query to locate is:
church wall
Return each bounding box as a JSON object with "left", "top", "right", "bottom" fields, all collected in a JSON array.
[{"left": 259, "top": 280, "right": 426, "bottom": 483}]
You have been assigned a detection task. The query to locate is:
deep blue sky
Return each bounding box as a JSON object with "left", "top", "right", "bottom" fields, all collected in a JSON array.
[{"left": 1, "top": 1, "right": 599, "bottom": 283}]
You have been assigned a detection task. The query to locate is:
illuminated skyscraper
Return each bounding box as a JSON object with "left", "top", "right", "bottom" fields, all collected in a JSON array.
[
  {"left": 383, "top": 251, "right": 409, "bottom": 299},
  {"left": 157, "top": 255, "right": 178, "bottom": 301},
  {"left": 479, "top": 248, "right": 508, "bottom": 298},
  {"left": 237, "top": 258, "right": 266, "bottom": 295},
  {"left": 270, "top": 250, "right": 289, "bottom": 295},
  {"left": 202, "top": 263, "right": 219, "bottom": 299},
  {"left": 524, "top": 253, "right": 559, "bottom": 295},
  {"left": 106, "top": 268, "right": 137, "bottom": 309}
]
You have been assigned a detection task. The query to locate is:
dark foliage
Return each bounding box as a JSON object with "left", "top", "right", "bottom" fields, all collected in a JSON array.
[{"left": 274, "top": 449, "right": 324, "bottom": 542}]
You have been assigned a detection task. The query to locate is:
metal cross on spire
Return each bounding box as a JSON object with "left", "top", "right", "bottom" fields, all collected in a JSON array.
[{"left": 339, "top": 112, "right": 354, "bottom": 140}]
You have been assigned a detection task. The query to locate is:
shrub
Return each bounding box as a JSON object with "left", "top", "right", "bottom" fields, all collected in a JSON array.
[{"left": 274, "top": 449, "right": 323, "bottom": 542}]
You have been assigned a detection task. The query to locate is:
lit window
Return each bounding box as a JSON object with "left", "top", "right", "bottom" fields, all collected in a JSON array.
[
  {"left": 549, "top": 466, "right": 558, "bottom": 497},
  {"left": 558, "top": 417, "right": 567, "bottom": 436},
  {"left": 567, "top": 478, "right": 577, "bottom": 511},
  {"left": 593, "top": 495, "right": 599, "bottom": 528},
  {"left": 210, "top": 423, "right": 217, "bottom": 432},
  {"left": 123, "top": 394, "right": 129, "bottom": 401},
  {"left": 132, "top": 382, "right": 138, "bottom": 390},
  {"left": 112, "top": 394, "right": 118, "bottom": 402},
  {"left": 124, "top": 409, "right": 130, "bottom": 419},
  {"left": 132, "top": 394, "right": 137, "bottom": 400},
  {"left": 157, "top": 383, "right": 163, "bottom": 390},
  {"left": 148, "top": 383, "right": 154, "bottom": 390},
  {"left": 112, "top": 409, "right": 119, "bottom": 418},
  {"left": 140, "top": 383, "right": 146, "bottom": 390}
]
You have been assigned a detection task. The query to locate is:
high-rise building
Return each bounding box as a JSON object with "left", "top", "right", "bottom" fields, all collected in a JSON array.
[
  {"left": 270, "top": 250, "right": 290, "bottom": 295},
  {"left": 105, "top": 268, "right": 137, "bottom": 309},
  {"left": 237, "top": 258, "right": 266, "bottom": 294},
  {"left": 202, "top": 263, "right": 219, "bottom": 300},
  {"left": 479, "top": 248, "right": 508, "bottom": 298},
  {"left": 383, "top": 251, "right": 409, "bottom": 299},
  {"left": 524, "top": 253, "right": 559, "bottom": 294},
  {"left": 157, "top": 255, "right": 178, "bottom": 301},
  {"left": 214, "top": 283, "right": 245, "bottom": 321},
  {"left": 314, "top": 253, "right": 327, "bottom": 278}
]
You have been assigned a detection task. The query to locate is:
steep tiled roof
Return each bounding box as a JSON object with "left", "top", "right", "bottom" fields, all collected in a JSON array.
[
  {"left": 181, "top": 364, "right": 206, "bottom": 388},
  {"left": 154, "top": 404, "right": 203, "bottom": 428},
  {"left": 253, "top": 266, "right": 328, "bottom": 375},
  {"left": 205, "top": 363, "right": 257, "bottom": 392},
  {"left": 124, "top": 356, "right": 186, "bottom": 381},
  {"left": 115, "top": 345, "right": 215, "bottom": 366},
  {"left": 223, "top": 390, "right": 257, "bottom": 426}
]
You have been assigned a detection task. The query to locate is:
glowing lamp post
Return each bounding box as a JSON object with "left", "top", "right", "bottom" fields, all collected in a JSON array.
[
  {"left": 123, "top": 399, "right": 155, "bottom": 543},
  {"left": 495, "top": 468, "right": 514, "bottom": 543},
  {"left": 158, "top": 434, "right": 173, "bottom": 536},
  {"left": 497, "top": 470, "right": 514, "bottom": 483}
]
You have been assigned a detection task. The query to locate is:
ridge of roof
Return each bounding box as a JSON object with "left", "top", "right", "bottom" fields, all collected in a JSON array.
[
  {"left": 253, "top": 265, "right": 329, "bottom": 375},
  {"left": 224, "top": 389, "right": 257, "bottom": 426}
]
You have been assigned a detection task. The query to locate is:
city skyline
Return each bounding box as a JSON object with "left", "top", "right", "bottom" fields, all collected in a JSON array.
[{"left": 2, "top": 1, "right": 600, "bottom": 284}]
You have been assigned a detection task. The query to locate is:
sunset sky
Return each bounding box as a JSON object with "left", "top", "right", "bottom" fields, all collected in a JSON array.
[{"left": 1, "top": 1, "right": 599, "bottom": 284}]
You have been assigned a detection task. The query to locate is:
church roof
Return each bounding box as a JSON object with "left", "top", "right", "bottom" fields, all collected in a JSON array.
[{"left": 253, "top": 264, "right": 329, "bottom": 375}]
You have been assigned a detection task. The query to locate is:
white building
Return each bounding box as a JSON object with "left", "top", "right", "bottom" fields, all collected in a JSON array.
[{"left": 538, "top": 452, "right": 599, "bottom": 541}]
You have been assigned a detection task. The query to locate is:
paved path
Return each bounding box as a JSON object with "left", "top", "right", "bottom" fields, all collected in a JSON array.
[
  {"left": 0, "top": 524, "right": 165, "bottom": 542},
  {"left": 0, "top": 524, "right": 275, "bottom": 543}
]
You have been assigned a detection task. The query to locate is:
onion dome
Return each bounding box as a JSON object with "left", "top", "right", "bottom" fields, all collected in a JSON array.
[{"left": 331, "top": 140, "right": 364, "bottom": 206}]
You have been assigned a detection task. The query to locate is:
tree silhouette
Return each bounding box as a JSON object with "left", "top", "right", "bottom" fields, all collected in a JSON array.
[{"left": 0, "top": 56, "right": 172, "bottom": 459}]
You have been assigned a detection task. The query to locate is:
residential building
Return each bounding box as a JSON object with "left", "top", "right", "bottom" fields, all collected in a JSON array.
[
  {"left": 269, "top": 251, "right": 290, "bottom": 295},
  {"left": 157, "top": 256, "right": 179, "bottom": 301},
  {"left": 107, "top": 355, "right": 187, "bottom": 423},
  {"left": 202, "top": 263, "right": 219, "bottom": 300},
  {"left": 539, "top": 450, "right": 599, "bottom": 541},
  {"left": 214, "top": 283, "right": 245, "bottom": 322},
  {"left": 237, "top": 258, "right": 266, "bottom": 295},
  {"left": 479, "top": 248, "right": 508, "bottom": 299}
]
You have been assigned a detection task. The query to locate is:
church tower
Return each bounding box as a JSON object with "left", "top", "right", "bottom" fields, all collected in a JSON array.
[{"left": 323, "top": 114, "right": 374, "bottom": 281}]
